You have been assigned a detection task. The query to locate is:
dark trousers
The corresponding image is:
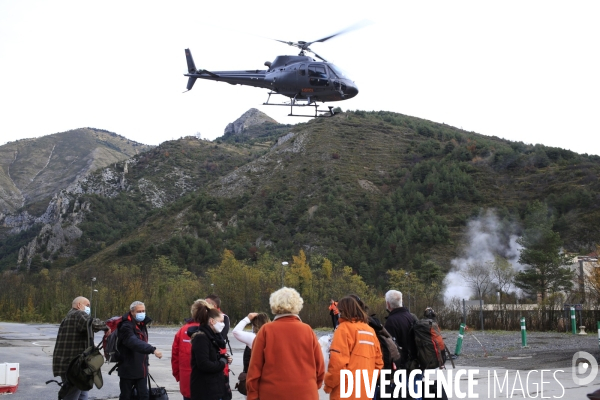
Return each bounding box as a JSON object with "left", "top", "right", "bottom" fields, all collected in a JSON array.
[
  {"left": 331, "top": 313, "right": 339, "bottom": 329},
  {"left": 119, "top": 377, "right": 149, "bottom": 400}
]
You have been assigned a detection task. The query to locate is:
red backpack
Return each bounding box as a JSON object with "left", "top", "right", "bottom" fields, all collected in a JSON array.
[{"left": 103, "top": 316, "right": 123, "bottom": 364}]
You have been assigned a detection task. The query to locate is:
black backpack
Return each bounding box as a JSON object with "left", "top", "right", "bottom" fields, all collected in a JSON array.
[
  {"left": 369, "top": 316, "right": 402, "bottom": 370},
  {"left": 409, "top": 318, "right": 447, "bottom": 370}
]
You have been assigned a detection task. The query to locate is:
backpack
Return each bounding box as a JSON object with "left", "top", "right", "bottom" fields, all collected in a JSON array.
[
  {"left": 368, "top": 316, "right": 401, "bottom": 370},
  {"left": 410, "top": 318, "right": 447, "bottom": 370},
  {"left": 66, "top": 343, "right": 104, "bottom": 391},
  {"left": 103, "top": 316, "right": 123, "bottom": 365}
]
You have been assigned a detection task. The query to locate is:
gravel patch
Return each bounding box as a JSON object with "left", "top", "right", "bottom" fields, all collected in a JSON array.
[{"left": 442, "top": 330, "right": 600, "bottom": 370}]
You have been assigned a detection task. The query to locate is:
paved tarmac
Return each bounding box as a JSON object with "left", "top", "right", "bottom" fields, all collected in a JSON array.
[{"left": 1, "top": 322, "right": 599, "bottom": 399}]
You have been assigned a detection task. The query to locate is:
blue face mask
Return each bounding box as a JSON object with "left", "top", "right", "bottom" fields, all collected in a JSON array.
[
  {"left": 84, "top": 306, "right": 91, "bottom": 315},
  {"left": 135, "top": 312, "right": 146, "bottom": 322}
]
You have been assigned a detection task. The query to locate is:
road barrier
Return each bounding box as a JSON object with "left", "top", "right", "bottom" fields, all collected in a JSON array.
[
  {"left": 0, "top": 363, "right": 19, "bottom": 394},
  {"left": 520, "top": 317, "right": 528, "bottom": 348},
  {"left": 455, "top": 323, "right": 466, "bottom": 356}
]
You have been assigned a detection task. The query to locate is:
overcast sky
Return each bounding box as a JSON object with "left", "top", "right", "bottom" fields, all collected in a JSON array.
[{"left": 1, "top": 1, "right": 599, "bottom": 155}]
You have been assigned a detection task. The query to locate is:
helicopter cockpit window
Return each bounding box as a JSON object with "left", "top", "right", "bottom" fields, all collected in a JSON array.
[
  {"left": 328, "top": 64, "right": 347, "bottom": 79},
  {"left": 308, "top": 65, "right": 328, "bottom": 86},
  {"left": 308, "top": 65, "right": 327, "bottom": 78},
  {"left": 299, "top": 64, "right": 306, "bottom": 76}
]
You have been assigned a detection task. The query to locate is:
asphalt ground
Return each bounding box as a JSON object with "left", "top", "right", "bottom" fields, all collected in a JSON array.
[{"left": 1, "top": 322, "right": 600, "bottom": 399}]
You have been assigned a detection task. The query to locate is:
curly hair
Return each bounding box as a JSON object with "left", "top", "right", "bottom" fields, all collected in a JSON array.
[{"left": 269, "top": 287, "right": 303, "bottom": 315}]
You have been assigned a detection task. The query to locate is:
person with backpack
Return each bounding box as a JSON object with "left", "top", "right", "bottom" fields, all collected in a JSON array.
[
  {"left": 117, "top": 301, "right": 163, "bottom": 400},
  {"left": 409, "top": 308, "right": 448, "bottom": 400},
  {"left": 52, "top": 296, "right": 109, "bottom": 400},
  {"left": 384, "top": 290, "right": 421, "bottom": 400},
  {"left": 171, "top": 299, "right": 212, "bottom": 400},
  {"left": 231, "top": 312, "right": 270, "bottom": 397},
  {"left": 324, "top": 296, "right": 383, "bottom": 399},
  {"left": 188, "top": 303, "right": 233, "bottom": 400}
]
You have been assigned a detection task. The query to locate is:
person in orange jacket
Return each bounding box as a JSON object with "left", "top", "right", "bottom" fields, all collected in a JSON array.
[
  {"left": 246, "top": 287, "right": 324, "bottom": 400},
  {"left": 324, "top": 296, "right": 383, "bottom": 400},
  {"left": 329, "top": 299, "right": 340, "bottom": 329}
]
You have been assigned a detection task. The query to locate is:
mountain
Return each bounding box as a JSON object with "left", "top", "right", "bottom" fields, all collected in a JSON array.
[
  {"left": 0, "top": 128, "right": 152, "bottom": 216},
  {"left": 223, "top": 108, "right": 278, "bottom": 137},
  {"left": 1, "top": 111, "right": 599, "bottom": 287}
]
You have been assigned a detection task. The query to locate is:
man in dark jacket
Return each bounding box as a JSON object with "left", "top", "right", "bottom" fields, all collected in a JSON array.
[
  {"left": 117, "top": 301, "right": 163, "bottom": 400},
  {"left": 52, "top": 296, "right": 108, "bottom": 400},
  {"left": 384, "top": 290, "right": 419, "bottom": 399}
]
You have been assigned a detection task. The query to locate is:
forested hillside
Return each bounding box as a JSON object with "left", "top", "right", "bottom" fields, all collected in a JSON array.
[{"left": 1, "top": 111, "right": 599, "bottom": 325}]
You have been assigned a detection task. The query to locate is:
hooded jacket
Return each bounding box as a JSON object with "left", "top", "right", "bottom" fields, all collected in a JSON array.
[
  {"left": 324, "top": 318, "right": 383, "bottom": 400},
  {"left": 117, "top": 312, "right": 156, "bottom": 380},
  {"left": 171, "top": 321, "right": 199, "bottom": 398}
]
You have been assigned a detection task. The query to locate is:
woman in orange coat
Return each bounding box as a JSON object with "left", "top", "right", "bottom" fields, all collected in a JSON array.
[
  {"left": 324, "top": 296, "right": 383, "bottom": 400},
  {"left": 246, "top": 287, "right": 324, "bottom": 400}
]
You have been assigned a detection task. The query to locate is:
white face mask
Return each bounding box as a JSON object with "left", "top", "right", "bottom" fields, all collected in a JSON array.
[
  {"left": 213, "top": 321, "right": 225, "bottom": 333},
  {"left": 84, "top": 306, "right": 91, "bottom": 315}
]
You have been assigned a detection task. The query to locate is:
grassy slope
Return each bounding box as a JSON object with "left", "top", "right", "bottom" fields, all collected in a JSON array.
[{"left": 68, "top": 111, "right": 600, "bottom": 287}]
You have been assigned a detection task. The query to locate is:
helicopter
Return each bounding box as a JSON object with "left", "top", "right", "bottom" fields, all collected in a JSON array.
[{"left": 183, "top": 24, "right": 362, "bottom": 117}]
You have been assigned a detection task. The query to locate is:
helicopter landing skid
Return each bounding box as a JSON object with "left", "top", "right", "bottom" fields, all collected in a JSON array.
[{"left": 263, "top": 92, "right": 336, "bottom": 117}]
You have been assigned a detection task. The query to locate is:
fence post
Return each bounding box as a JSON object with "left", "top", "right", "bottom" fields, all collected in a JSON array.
[
  {"left": 455, "top": 323, "right": 466, "bottom": 356},
  {"left": 597, "top": 321, "right": 600, "bottom": 351},
  {"left": 520, "top": 317, "right": 527, "bottom": 348},
  {"left": 571, "top": 307, "right": 576, "bottom": 334}
]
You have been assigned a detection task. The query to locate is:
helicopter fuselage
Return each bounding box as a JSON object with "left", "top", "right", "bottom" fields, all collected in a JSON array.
[{"left": 184, "top": 52, "right": 358, "bottom": 104}]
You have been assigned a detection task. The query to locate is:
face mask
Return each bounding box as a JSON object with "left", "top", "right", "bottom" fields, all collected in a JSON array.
[
  {"left": 135, "top": 312, "right": 146, "bottom": 322},
  {"left": 213, "top": 321, "right": 225, "bottom": 333},
  {"left": 84, "top": 306, "right": 91, "bottom": 315}
]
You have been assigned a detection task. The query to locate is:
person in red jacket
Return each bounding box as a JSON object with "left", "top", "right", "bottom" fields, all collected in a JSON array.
[{"left": 171, "top": 299, "right": 211, "bottom": 400}]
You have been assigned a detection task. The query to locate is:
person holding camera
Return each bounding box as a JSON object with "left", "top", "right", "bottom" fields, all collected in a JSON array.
[{"left": 188, "top": 303, "right": 233, "bottom": 400}]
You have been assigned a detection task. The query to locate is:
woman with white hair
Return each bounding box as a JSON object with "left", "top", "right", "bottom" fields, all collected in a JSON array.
[{"left": 246, "top": 287, "right": 325, "bottom": 400}]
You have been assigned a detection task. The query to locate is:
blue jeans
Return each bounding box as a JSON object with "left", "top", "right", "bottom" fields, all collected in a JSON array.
[{"left": 60, "top": 376, "right": 89, "bottom": 400}]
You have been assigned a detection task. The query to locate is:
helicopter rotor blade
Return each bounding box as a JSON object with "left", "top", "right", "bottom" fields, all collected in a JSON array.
[
  {"left": 274, "top": 39, "right": 295, "bottom": 46},
  {"left": 305, "top": 19, "right": 372, "bottom": 47},
  {"left": 305, "top": 49, "right": 328, "bottom": 62},
  {"left": 270, "top": 19, "right": 372, "bottom": 55}
]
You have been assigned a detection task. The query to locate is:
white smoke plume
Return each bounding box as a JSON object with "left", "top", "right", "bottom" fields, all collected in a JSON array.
[{"left": 444, "top": 209, "right": 523, "bottom": 301}]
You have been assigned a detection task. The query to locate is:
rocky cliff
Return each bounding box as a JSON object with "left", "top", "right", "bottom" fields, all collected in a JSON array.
[
  {"left": 0, "top": 128, "right": 152, "bottom": 215},
  {"left": 223, "top": 108, "right": 278, "bottom": 136}
]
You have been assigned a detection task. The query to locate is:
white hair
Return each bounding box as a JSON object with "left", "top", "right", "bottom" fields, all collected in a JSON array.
[
  {"left": 269, "top": 287, "right": 303, "bottom": 315},
  {"left": 385, "top": 290, "right": 403, "bottom": 309},
  {"left": 130, "top": 300, "right": 145, "bottom": 311}
]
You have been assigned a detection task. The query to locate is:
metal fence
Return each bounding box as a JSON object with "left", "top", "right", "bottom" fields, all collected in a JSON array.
[{"left": 435, "top": 302, "right": 600, "bottom": 331}]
